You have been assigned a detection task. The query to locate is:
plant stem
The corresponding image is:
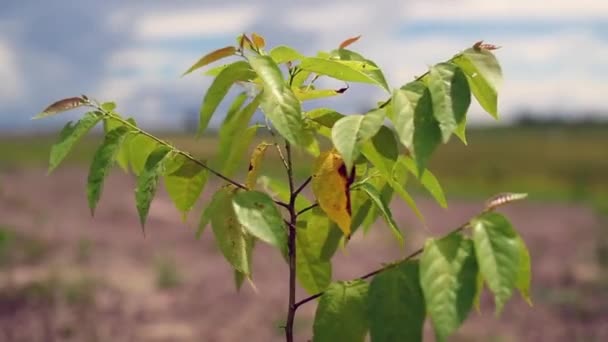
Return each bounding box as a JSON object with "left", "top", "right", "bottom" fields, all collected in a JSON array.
[
  {"left": 292, "top": 223, "right": 469, "bottom": 310},
  {"left": 284, "top": 142, "right": 297, "bottom": 342}
]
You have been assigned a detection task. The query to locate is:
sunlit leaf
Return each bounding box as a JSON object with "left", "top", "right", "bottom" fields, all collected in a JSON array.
[
  {"left": 182, "top": 46, "right": 236, "bottom": 76},
  {"left": 232, "top": 190, "right": 288, "bottom": 258},
  {"left": 103, "top": 115, "right": 135, "bottom": 172},
  {"left": 471, "top": 212, "right": 520, "bottom": 314},
  {"left": 245, "top": 142, "right": 270, "bottom": 189},
  {"left": 391, "top": 81, "right": 441, "bottom": 175},
  {"left": 34, "top": 96, "right": 87, "bottom": 119},
  {"left": 128, "top": 134, "right": 159, "bottom": 176},
  {"left": 300, "top": 57, "right": 386, "bottom": 90},
  {"left": 453, "top": 47, "right": 502, "bottom": 118},
  {"left": 164, "top": 155, "right": 208, "bottom": 219},
  {"left": 398, "top": 156, "right": 447, "bottom": 208},
  {"left": 331, "top": 108, "right": 385, "bottom": 172},
  {"left": 269, "top": 45, "right": 305, "bottom": 64},
  {"left": 428, "top": 62, "right": 471, "bottom": 143},
  {"left": 210, "top": 186, "right": 253, "bottom": 275},
  {"left": 368, "top": 261, "right": 425, "bottom": 342},
  {"left": 294, "top": 88, "right": 341, "bottom": 101},
  {"left": 329, "top": 49, "right": 390, "bottom": 91},
  {"left": 313, "top": 280, "right": 369, "bottom": 342},
  {"left": 87, "top": 126, "right": 130, "bottom": 216},
  {"left": 248, "top": 55, "right": 316, "bottom": 152},
  {"left": 198, "top": 61, "right": 256, "bottom": 135},
  {"left": 49, "top": 112, "right": 102, "bottom": 172},
  {"left": 135, "top": 146, "right": 172, "bottom": 229},
  {"left": 420, "top": 234, "right": 478, "bottom": 341},
  {"left": 358, "top": 182, "right": 403, "bottom": 245},
  {"left": 312, "top": 150, "right": 354, "bottom": 238}
]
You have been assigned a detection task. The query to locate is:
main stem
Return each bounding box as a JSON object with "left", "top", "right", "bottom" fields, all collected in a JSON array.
[{"left": 285, "top": 142, "right": 297, "bottom": 342}]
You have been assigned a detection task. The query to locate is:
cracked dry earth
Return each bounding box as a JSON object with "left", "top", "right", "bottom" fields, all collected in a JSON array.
[{"left": 0, "top": 168, "right": 606, "bottom": 341}]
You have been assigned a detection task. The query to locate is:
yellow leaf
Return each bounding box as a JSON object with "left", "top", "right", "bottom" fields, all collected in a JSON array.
[
  {"left": 246, "top": 142, "right": 271, "bottom": 189},
  {"left": 251, "top": 32, "right": 266, "bottom": 49},
  {"left": 312, "top": 150, "right": 355, "bottom": 238}
]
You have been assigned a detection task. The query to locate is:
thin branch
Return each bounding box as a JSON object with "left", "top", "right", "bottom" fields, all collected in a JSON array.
[
  {"left": 296, "top": 203, "right": 318, "bottom": 217},
  {"left": 284, "top": 141, "right": 298, "bottom": 342},
  {"left": 293, "top": 223, "right": 469, "bottom": 310},
  {"left": 92, "top": 104, "right": 249, "bottom": 190},
  {"left": 293, "top": 176, "right": 312, "bottom": 197}
]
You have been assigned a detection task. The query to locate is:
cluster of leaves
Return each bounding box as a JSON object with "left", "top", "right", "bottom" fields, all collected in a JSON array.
[{"left": 36, "top": 33, "right": 531, "bottom": 341}]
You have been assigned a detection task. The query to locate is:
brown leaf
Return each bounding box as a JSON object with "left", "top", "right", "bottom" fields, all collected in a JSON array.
[
  {"left": 339, "top": 35, "right": 362, "bottom": 49},
  {"left": 473, "top": 40, "right": 501, "bottom": 51},
  {"left": 182, "top": 46, "right": 236, "bottom": 76},
  {"left": 251, "top": 32, "right": 266, "bottom": 49},
  {"left": 34, "top": 96, "right": 87, "bottom": 119}
]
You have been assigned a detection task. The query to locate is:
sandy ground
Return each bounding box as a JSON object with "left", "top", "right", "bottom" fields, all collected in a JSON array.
[{"left": 0, "top": 168, "right": 606, "bottom": 342}]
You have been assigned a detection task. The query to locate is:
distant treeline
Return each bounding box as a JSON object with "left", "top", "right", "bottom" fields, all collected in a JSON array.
[{"left": 514, "top": 111, "right": 608, "bottom": 128}]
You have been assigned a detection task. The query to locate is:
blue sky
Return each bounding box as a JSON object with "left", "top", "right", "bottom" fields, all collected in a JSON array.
[{"left": 1, "top": 0, "right": 607, "bottom": 132}]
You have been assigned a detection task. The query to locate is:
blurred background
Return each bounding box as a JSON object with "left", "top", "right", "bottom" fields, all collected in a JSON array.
[{"left": 0, "top": 0, "right": 607, "bottom": 341}]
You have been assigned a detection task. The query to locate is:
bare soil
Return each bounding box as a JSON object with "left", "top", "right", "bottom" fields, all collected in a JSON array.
[{"left": 0, "top": 168, "right": 606, "bottom": 342}]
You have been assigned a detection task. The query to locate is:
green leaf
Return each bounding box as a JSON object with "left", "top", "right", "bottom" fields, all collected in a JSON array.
[
  {"left": 420, "top": 234, "right": 478, "bottom": 342},
  {"left": 198, "top": 60, "right": 256, "bottom": 135},
  {"left": 35, "top": 96, "right": 87, "bottom": 119},
  {"left": 224, "top": 92, "right": 249, "bottom": 123},
  {"left": 87, "top": 126, "right": 130, "bottom": 216},
  {"left": 269, "top": 45, "right": 305, "bottom": 64},
  {"left": 103, "top": 115, "right": 135, "bottom": 172},
  {"left": 294, "top": 88, "right": 341, "bottom": 101},
  {"left": 313, "top": 280, "right": 369, "bottom": 342},
  {"left": 358, "top": 182, "right": 403, "bottom": 245},
  {"left": 135, "top": 146, "right": 172, "bottom": 229},
  {"left": 296, "top": 220, "right": 332, "bottom": 294},
  {"left": 516, "top": 236, "right": 533, "bottom": 306},
  {"left": 248, "top": 55, "right": 317, "bottom": 153},
  {"left": 221, "top": 125, "right": 259, "bottom": 177},
  {"left": 391, "top": 81, "right": 441, "bottom": 175},
  {"left": 301, "top": 207, "right": 342, "bottom": 262},
  {"left": 331, "top": 108, "right": 386, "bottom": 172},
  {"left": 49, "top": 112, "right": 102, "bottom": 172},
  {"left": 387, "top": 177, "right": 424, "bottom": 223},
  {"left": 398, "top": 156, "right": 447, "bottom": 208},
  {"left": 164, "top": 156, "right": 208, "bottom": 219},
  {"left": 209, "top": 186, "right": 253, "bottom": 275},
  {"left": 428, "top": 62, "right": 471, "bottom": 143},
  {"left": 258, "top": 175, "right": 311, "bottom": 212},
  {"left": 471, "top": 212, "right": 520, "bottom": 314},
  {"left": 300, "top": 57, "right": 386, "bottom": 91},
  {"left": 453, "top": 48, "right": 502, "bottom": 118},
  {"left": 359, "top": 126, "right": 398, "bottom": 177},
  {"left": 216, "top": 94, "right": 262, "bottom": 173},
  {"left": 128, "top": 134, "right": 159, "bottom": 176},
  {"left": 232, "top": 190, "right": 288, "bottom": 258},
  {"left": 329, "top": 49, "right": 390, "bottom": 91},
  {"left": 368, "top": 261, "right": 425, "bottom": 342},
  {"left": 182, "top": 46, "right": 236, "bottom": 76},
  {"left": 100, "top": 102, "right": 116, "bottom": 112}
]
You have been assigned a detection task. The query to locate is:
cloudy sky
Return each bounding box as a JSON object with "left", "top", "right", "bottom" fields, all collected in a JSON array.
[{"left": 1, "top": 0, "right": 607, "bottom": 132}]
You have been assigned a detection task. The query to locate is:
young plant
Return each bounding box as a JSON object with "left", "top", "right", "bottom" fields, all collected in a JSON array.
[{"left": 36, "top": 34, "right": 531, "bottom": 341}]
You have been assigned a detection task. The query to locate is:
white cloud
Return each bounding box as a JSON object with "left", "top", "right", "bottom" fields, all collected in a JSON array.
[
  {"left": 134, "top": 6, "right": 259, "bottom": 40},
  {"left": 404, "top": 0, "right": 608, "bottom": 21},
  {"left": 0, "top": 39, "right": 25, "bottom": 104}
]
